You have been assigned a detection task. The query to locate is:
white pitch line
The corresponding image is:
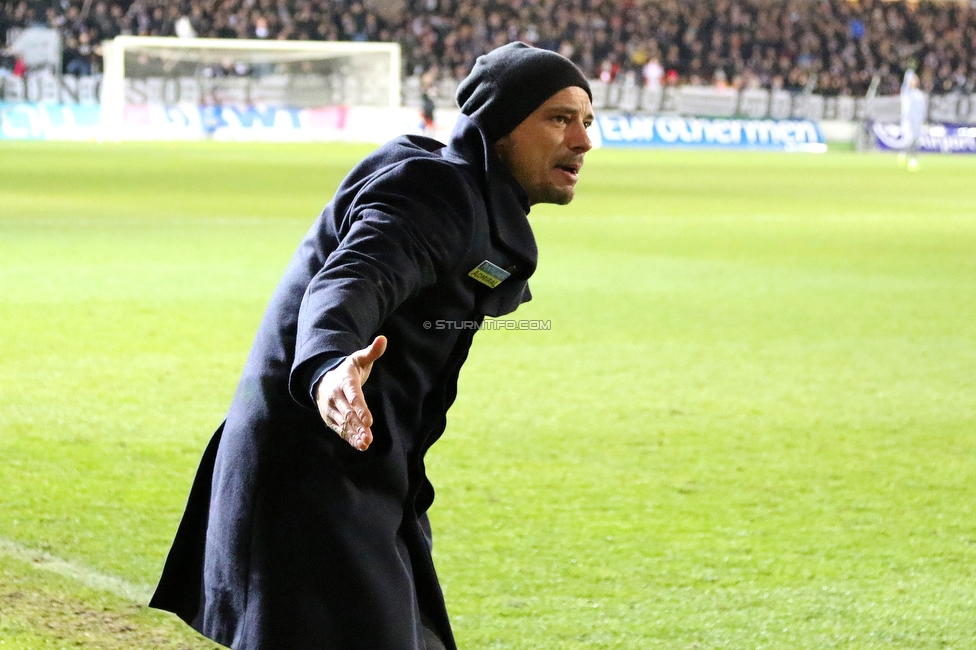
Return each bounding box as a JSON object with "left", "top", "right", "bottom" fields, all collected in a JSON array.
[{"left": 0, "top": 537, "right": 154, "bottom": 603}]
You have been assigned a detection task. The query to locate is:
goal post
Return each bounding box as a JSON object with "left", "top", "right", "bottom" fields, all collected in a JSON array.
[{"left": 100, "top": 36, "right": 401, "bottom": 139}]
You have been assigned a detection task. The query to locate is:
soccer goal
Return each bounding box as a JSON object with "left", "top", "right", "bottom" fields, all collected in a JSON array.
[{"left": 100, "top": 36, "right": 401, "bottom": 137}]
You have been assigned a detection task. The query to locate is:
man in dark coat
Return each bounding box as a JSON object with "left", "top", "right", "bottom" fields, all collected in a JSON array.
[{"left": 149, "top": 42, "right": 594, "bottom": 650}]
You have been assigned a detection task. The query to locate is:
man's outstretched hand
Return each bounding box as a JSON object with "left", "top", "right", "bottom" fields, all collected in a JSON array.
[{"left": 314, "top": 335, "right": 387, "bottom": 451}]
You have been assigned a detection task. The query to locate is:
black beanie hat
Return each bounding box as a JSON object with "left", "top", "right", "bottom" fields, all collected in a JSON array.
[{"left": 456, "top": 42, "right": 592, "bottom": 142}]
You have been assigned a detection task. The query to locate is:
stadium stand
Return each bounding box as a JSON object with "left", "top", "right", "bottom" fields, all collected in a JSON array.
[{"left": 2, "top": 0, "right": 974, "bottom": 111}]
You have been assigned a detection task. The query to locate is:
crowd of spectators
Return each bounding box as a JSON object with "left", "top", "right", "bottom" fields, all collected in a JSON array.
[{"left": 2, "top": 0, "right": 975, "bottom": 96}]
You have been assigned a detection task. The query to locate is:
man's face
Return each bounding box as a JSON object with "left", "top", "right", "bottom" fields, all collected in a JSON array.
[{"left": 493, "top": 86, "right": 594, "bottom": 205}]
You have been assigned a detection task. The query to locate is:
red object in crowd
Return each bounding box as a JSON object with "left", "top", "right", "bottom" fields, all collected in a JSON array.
[
  {"left": 664, "top": 69, "right": 679, "bottom": 85},
  {"left": 13, "top": 57, "right": 26, "bottom": 77},
  {"left": 599, "top": 61, "right": 622, "bottom": 83}
]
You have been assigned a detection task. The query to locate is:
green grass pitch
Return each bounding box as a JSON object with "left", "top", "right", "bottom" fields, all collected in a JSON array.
[{"left": 1, "top": 141, "right": 975, "bottom": 648}]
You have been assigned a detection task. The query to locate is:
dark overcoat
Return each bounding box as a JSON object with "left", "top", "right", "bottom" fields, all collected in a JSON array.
[{"left": 149, "top": 115, "right": 537, "bottom": 650}]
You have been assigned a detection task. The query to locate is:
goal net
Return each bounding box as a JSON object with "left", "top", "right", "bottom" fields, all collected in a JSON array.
[{"left": 100, "top": 36, "right": 401, "bottom": 138}]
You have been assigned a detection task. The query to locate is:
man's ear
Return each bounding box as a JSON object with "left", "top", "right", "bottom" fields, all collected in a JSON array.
[{"left": 493, "top": 134, "right": 511, "bottom": 159}]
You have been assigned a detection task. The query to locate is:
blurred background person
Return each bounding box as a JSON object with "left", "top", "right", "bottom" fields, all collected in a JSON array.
[{"left": 899, "top": 68, "right": 926, "bottom": 171}]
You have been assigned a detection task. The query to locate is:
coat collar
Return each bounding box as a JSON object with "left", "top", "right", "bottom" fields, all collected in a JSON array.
[{"left": 443, "top": 115, "right": 537, "bottom": 277}]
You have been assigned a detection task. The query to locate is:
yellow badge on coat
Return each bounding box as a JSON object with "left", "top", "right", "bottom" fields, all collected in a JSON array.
[{"left": 468, "top": 260, "right": 510, "bottom": 288}]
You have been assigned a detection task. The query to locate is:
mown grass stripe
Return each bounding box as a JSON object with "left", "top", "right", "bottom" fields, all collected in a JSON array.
[{"left": 0, "top": 537, "right": 153, "bottom": 604}]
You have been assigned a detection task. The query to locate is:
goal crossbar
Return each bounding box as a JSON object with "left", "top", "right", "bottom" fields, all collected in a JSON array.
[{"left": 101, "top": 36, "right": 402, "bottom": 135}]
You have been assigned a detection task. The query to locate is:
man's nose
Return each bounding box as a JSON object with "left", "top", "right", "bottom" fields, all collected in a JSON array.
[{"left": 569, "top": 121, "right": 593, "bottom": 153}]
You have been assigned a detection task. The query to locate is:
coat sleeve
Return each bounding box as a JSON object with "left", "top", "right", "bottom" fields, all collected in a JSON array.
[{"left": 288, "top": 158, "right": 476, "bottom": 409}]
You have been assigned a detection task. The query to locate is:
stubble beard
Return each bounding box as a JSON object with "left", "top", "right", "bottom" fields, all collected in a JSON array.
[{"left": 529, "top": 184, "right": 575, "bottom": 206}]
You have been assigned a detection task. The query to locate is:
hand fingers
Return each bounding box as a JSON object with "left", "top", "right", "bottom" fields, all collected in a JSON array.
[
  {"left": 314, "top": 336, "right": 387, "bottom": 452},
  {"left": 341, "top": 376, "right": 373, "bottom": 429},
  {"left": 325, "top": 391, "right": 372, "bottom": 451}
]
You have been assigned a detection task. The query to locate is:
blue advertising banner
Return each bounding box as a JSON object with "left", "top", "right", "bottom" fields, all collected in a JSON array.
[
  {"left": 0, "top": 102, "right": 101, "bottom": 140},
  {"left": 0, "top": 102, "right": 422, "bottom": 141},
  {"left": 596, "top": 115, "right": 825, "bottom": 150},
  {"left": 870, "top": 122, "right": 976, "bottom": 154}
]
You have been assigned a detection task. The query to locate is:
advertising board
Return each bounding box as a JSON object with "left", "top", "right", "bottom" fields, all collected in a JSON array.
[
  {"left": 595, "top": 114, "right": 825, "bottom": 151},
  {"left": 0, "top": 103, "right": 101, "bottom": 140},
  {"left": 869, "top": 122, "right": 976, "bottom": 154},
  {"left": 0, "top": 103, "right": 429, "bottom": 142}
]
